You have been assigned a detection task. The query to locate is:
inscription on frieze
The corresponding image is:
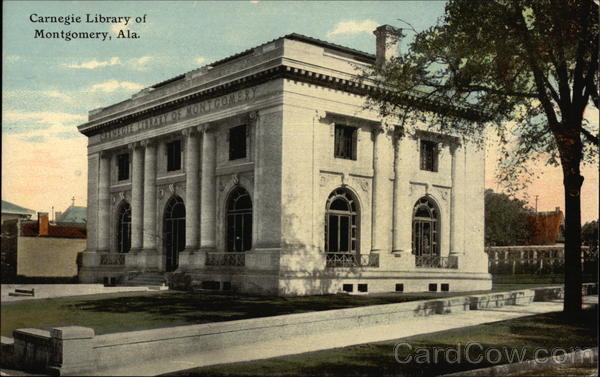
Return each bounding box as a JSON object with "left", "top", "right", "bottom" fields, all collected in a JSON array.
[{"left": 96, "top": 86, "right": 260, "bottom": 142}]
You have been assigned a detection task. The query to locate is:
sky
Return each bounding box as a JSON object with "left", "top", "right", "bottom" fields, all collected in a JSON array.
[{"left": 2, "top": 1, "right": 598, "bottom": 223}]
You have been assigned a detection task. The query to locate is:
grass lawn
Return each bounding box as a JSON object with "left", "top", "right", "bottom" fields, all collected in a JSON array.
[
  {"left": 165, "top": 307, "right": 597, "bottom": 377},
  {"left": 504, "top": 362, "right": 598, "bottom": 376},
  {"left": 0, "top": 283, "right": 565, "bottom": 337}
]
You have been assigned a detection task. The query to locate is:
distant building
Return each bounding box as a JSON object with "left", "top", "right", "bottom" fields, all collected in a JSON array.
[
  {"left": 0, "top": 212, "right": 86, "bottom": 282},
  {"left": 56, "top": 205, "right": 87, "bottom": 225},
  {"left": 1, "top": 200, "right": 35, "bottom": 224},
  {"left": 527, "top": 207, "right": 564, "bottom": 245}
]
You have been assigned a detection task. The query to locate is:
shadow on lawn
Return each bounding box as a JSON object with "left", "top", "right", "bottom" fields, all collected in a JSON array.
[{"left": 72, "top": 291, "right": 438, "bottom": 325}]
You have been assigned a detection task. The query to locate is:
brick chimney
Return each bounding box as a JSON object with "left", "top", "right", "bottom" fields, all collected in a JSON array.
[
  {"left": 373, "top": 24, "right": 404, "bottom": 66},
  {"left": 38, "top": 212, "right": 49, "bottom": 236}
]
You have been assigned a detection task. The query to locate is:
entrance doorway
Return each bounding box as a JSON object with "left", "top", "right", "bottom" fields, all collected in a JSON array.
[{"left": 164, "top": 196, "right": 185, "bottom": 271}]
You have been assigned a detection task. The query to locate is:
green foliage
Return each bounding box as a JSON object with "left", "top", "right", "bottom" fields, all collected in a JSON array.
[
  {"left": 581, "top": 220, "right": 598, "bottom": 247},
  {"left": 485, "top": 189, "right": 531, "bottom": 246},
  {"left": 361, "top": 0, "right": 598, "bottom": 311},
  {"left": 362, "top": 0, "right": 598, "bottom": 195}
]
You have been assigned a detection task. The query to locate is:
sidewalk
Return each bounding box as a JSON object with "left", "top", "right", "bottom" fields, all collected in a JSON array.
[
  {"left": 1, "top": 284, "right": 167, "bottom": 303},
  {"left": 95, "top": 297, "right": 597, "bottom": 376}
]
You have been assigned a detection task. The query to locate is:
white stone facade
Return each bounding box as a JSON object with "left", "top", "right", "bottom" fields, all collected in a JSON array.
[{"left": 78, "top": 27, "right": 491, "bottom": 295}]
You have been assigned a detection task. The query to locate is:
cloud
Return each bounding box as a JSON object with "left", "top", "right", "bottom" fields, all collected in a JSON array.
[
  {"left": 127, "top": 56, "right": 152, "bottom": 71},
  {"left": 20, "top": 135, "right": 47, "bottom": 143},
  {"left": 90, "top": 80, "right": 145, "bottom": 92},
  {"left": 44, "top": 90, "right": 72, "bottom": 101},
  {"left": 63, "top": 56, "right": 154, "bottom": 71},
  {"left": 194, "top": 56, "right": 208, "bottom": 65},
  {"left": 135, "top": 56, "right": 152, "bottom": 65},
  {"left": 65, "top": 57, "right": 121, "bottom": 69},
  {"left": 327, "top": 19, "right": 380, "bottom": 37},
  {"left": 6, "top": 55, "right": 21, "bottom": 62},
  {"left": 4, "top": 89, "right": 72, "bottom": 103},
  {"left": 3, "top": 110, "right": 86, "bottom": 126}
]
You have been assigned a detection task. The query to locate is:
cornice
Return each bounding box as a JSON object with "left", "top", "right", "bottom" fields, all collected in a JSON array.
[{"left": 78, "top": 64, "right": 487, "bottom": 137}]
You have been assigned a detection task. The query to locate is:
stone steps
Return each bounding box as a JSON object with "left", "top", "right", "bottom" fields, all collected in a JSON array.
[{"left": 123, "top": 273, "right": 166, "bottom": 287}]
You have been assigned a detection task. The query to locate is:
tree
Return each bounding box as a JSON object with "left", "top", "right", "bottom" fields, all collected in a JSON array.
[
  {"left": 581, "top": 220, "right": 598, "bottom": 280},
  {"left": 485, "top": 189, "right": 531, "bottom": 246},
  {"left": 363, "top": 0, "right": 598, "bottom": 313},
  {"left": 581, "top": 220, "right": 599, "bottom": 251}
]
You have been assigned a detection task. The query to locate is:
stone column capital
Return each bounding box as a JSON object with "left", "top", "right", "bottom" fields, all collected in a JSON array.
[
  {"left": 247, "top": 111, "right": 259, "bottom": 123},
  {"left": 450, "top": 141, "right": 462, "bottom": 154},
  {"left": 315, "top": 110, "right": 328, "bottom": 121},
  {"left": 181, "top": 127, "right": 199, "bottom": 137},
  {"left": 371, "top": 123, "right": 391, "bottom": 141},
  {"left": 128, "top": 141, "right": 142, "bottom": 151},
  {"left": 197, "top": 123, "right": 214, "bottom": 134},
  {"left": 140, "top": 139, "right": 156, "bottom": 148},
  {"left": 392, "top": 126, "right": 406, "bottom": 142},
  {"left": 98, "top": 150, "right": 111, "bottom": 159}
]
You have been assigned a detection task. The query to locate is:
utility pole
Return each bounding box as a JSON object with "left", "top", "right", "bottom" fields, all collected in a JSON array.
[{"left": 534, "top": 195, "right": 539, "bottom": 213}]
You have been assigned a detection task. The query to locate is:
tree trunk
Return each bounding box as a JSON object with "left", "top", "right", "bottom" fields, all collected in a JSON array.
[{"left": 561, "top": 153, "right": 584, "bottom": 314}]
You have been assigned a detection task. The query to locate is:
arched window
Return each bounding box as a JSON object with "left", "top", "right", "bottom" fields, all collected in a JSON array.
[
  {"left": 412, "top": 197, "right": 439, "bottom": 256},
  {"left": 325, "top": 188, "right": 359, "bottom": 253},
  {"left": 117, "top": 201, "right": 131, "bottom": 253},
  {"left": 164, "top": 196, "right": 185, "bottom": 272},
  {"left": 226, "top": 187, "right": 252, "bottom": 252}
]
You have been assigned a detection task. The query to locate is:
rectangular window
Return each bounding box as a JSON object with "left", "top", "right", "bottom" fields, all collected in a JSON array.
[
  {"left": 334, "top": 124, "right": 357, "bottom": 160},
  {"left": 420, "top": 140, "right": 438, "bottom": 172},
  {"left": 229, "top": 125, "right": 247, "bottom": 160},
  {"left": 117, "top": 153, "right": 130, "bottom": 181},
  {"left": 167, "top": 140, "right": 182, "bottom": 172}
]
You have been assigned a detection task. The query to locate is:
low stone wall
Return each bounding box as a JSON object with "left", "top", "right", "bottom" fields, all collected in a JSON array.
[
  {"left": 468, "top": 290, "right": 534, "bottom": 310},
  {"left": 0, "top": 336, "right": 15, "bottom": 368},
  {"left": 12, "top": 328, "right": 52, "bottom": 371},
  {"left": 4, "top": 284, "right": 596, "bottom": 376}
]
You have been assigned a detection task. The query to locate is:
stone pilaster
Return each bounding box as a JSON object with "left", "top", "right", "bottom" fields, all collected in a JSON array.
[
  {"left": 450, "top": 142, "right": 465, "bottom": 256},
  {"left": 392, "top": 127, "right": 412, "bottom": 254},
  {"left": 200, "top": 124, "right": 216, "bottom": 250},
  {"left": 252, "top": 111, "right": 282, "bottom": 250},
  {"left": 142, "top": 140, "right": 157, "bottom": 253},
  {"left": 97, "top": 152, "right": 111, "bottom": 252},
  {"left": 183, "top": 128, "right": 200, "bottom": 252},
  {"left": 85, "top": 154, "right": 99, "bottom": 252},
  {"left": 371, "top": 123, "right": 392, "bottom": 253},
  {"left": 130, "top": 142, "right": 144, "bottom": 252}
]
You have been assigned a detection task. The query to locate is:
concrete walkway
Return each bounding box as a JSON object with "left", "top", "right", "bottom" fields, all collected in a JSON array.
[{"left": 94, "top": 297, "right": 597, "bottom": 376}]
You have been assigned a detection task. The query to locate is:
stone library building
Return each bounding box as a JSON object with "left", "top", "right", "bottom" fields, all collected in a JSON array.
[{"left": 77, "top": 25, "right": 491, "bottom": 295}]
